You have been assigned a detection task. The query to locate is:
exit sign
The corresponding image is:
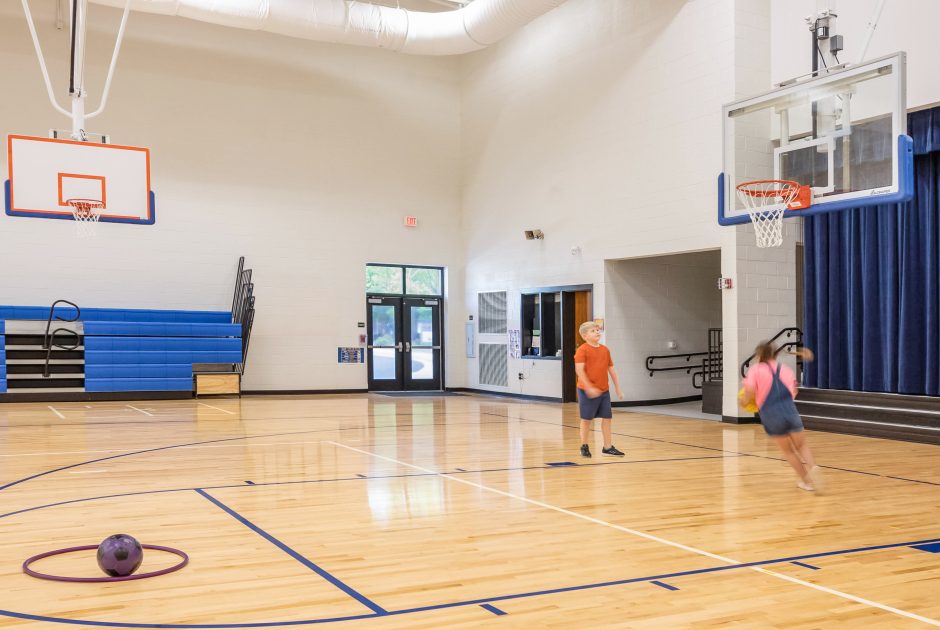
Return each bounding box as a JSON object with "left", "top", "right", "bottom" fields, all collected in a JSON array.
[{"left": 404, "top": 216, "right": 418, "bottom": 227}]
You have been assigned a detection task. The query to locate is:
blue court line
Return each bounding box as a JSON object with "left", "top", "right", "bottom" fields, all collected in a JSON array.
[
  {"left": 455, "top": 468, "right": 466, "bottom": 472},
  {"left": 386, "top": 535, "right": 940, "bottom": 616},
  {"left": 194, "top": 489, "right": 386, "bottom": 615},
  {"left": 650, "top": 580, "right": 679, "bottom": 591},
  {"left": 2, "top": 534, "right": 940, "bottom": 628},
  {"left": 790, "top": 561, "right": 820, "bottom": 570},
  {"left": 912, "top": 542, "right": 940, "bottom": 553},
  {"left": 480, "top": 604, "right": 507, "bottom": 615},
  {"left": 546, "top": 462, "right": 578, "bottom": 467},
  {"left": 356, "top": 474, "right": 367, "bottom": 478},
  {"left": 244, "top": 481, "right": 255, "bottom": 485},
  {"left": 446, "top": 455, "right": 730, "bottom": 476}
]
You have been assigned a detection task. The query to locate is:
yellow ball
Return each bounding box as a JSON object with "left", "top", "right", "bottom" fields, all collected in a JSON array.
[{"left": 738, "top": 388, "right": 759, "bottom": 414}]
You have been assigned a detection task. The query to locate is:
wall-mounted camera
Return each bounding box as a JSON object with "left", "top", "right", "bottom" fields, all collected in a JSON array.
[{"left": 524, "top": 229, "right": 544, "bottom": 240}]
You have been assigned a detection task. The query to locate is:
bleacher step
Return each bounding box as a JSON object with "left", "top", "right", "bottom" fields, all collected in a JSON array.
[
  {"left": 802, "top": 414, "right": 940, "bottom": 446},
  {"left": 796, "top": 387, "right": 940, "bottom": 445},
  {"left": 5, "top": 345, "right": 85, "bottom": 351},
  {"left": 7, "top": 377, "right": 85, "bottom": 388},
  {"left": 3, "top": 320, "right": 84, "bottom": 334},
  {"left": 6, "top": 359, "right": 84, "bottom": 365},
  {"left": 3, "top": 387, "right": 86, "bottom": 393},
  {"left": 7, "top": 372, "right": 84, "bottom": 378}
]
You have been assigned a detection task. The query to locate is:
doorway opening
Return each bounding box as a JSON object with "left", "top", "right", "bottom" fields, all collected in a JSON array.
[{"left": 366, "top": 264, "right": 444, "bottom": 391}]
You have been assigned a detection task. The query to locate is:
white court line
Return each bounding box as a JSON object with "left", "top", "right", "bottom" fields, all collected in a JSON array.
[
  {"left": 328, "top": 440, "right": 940, "bottom": 627},
  {"left": 126, "top": 405, "right": 154, "bottom": 417},
  {"left": 197, "top": 402, "right": 236, "bottom": 415},
  {"left": 47, "top": 406, "right": 65, "bottom": 419}
]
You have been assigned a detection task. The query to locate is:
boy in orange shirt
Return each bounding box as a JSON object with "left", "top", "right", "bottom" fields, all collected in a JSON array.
[{"left": 574, "top": 321, "right": 624, "bottom": 458}]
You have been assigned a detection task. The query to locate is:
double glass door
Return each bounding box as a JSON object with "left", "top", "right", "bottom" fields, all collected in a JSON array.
[{"left": 367, "top": 296, "right": 442, "bottom": 391}]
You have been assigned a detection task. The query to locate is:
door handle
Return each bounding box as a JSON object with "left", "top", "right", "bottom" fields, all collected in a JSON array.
[
  {"left": 405, "top": 341, "right": 411, "bottom": 352},
  {"left": 396, "top": 342, "right": 403, "bottom": 352}
]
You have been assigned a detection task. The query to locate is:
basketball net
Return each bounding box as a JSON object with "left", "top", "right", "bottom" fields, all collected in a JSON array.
[
  {"left": 66, "top": 199, "right": 103, "bottom": 238},
  {"left": 735, "top": 180, "right": 808, "bottom": 248}
]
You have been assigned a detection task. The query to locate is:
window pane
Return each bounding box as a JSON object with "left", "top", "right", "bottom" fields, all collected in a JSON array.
[
  {"left": 366, "top": 266, "right": 403, "bottom": 294},
  {"left": 410, "top": 306, "right": 434, "bottom": 346},
  {"left": 411, "top": 348, "right": 434, "bottom": 379},
  {"left": 406, "top": 268, "right": 442, "bottom": 296},
  {"left": 371, "top": 305, "right": 396, "bottom": 346},
  {"left": 372, "top": 348, "right": 397, "bottom": 380}
]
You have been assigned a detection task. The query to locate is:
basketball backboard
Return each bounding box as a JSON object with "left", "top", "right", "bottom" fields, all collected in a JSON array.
[
  {"left": 718, "top": 52, "right": 913, "bottom": 226},
  {"left": 5, "top": 135, "right": 154, "bottom": 225}
]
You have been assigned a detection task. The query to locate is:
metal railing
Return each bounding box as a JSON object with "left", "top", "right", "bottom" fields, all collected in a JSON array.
[
  {"left": 703, "top": 328, "right": 723, "bottom": 383},
  {"left": 43, "top": 299, "right": 80, "bottom": 349},
  {"left": 645, "top": 352, "right": 709, "bottom": 376},
  {"left": 231, "top": 257, "right": 255, "bottom": 375},
  {"left": 740, "top": 327, "right": 803, "bottom": 377},
  {"left": 44, "top": 328, "right": 81, "bottom": 377},
  {"left": 645, "top": 349, "right": 709, "bottom": 390},
  {"left": 42, "top": 299, "right": 81, "bottom": 378}
]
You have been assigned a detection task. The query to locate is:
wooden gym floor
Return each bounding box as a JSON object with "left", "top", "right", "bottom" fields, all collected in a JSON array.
[{"left": 1, "top": 393, "right": 939, "bottom": 628}]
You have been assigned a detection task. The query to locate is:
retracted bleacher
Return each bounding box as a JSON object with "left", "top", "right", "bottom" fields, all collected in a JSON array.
[{"left": 0, "top": 306, "right": 241, "bottom": 400}]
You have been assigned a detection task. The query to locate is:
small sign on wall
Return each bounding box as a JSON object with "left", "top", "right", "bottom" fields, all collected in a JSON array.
[
  {"left": 509, "top": 329, "right": 521, "bottom": 359},
  {"left": 338, "top": 347, "right": 365, "bottom": 364},
  {"left": 404, "top": 216, "right": 418, "bottom": 227}
]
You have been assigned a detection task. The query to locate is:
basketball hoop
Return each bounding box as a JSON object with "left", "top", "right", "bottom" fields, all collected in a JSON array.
[
  {"left": 66, "top": 198, "right": 104, "bottom": 238},
  {"left": 735, "top": 180, "right": 811, "bottom": 248}
]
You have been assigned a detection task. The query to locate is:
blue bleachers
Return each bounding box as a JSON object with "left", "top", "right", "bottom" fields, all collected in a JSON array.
[
  {"left": 84, "top": 322, "right": 241, "bottom": 337},
  {"left": 0, "top": 305, "right": 241, "bottom": 395},
  {"left": 85, "top": 378, "right": 194, "bottom": 392},
  {"left": 84, "top": 364, "right": 195, "bottom": 379},
  {"left": 85, "top": 350, "right": 243, "bottom": 364},
  {"left": 85, "top": 337, "right": 242, "bottom": 352},
  {"left": 0, "top": 306, "right": 231, "bottom": 323}
]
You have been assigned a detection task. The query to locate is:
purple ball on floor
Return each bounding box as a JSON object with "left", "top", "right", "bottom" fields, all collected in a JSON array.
[{"left": 97, "top": 534, "right": 143, "bottom": 577}]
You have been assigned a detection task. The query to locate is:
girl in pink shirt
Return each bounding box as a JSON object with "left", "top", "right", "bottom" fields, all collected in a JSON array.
[{"left": 741, "top": 342, "right": 824, "bottom": 492}]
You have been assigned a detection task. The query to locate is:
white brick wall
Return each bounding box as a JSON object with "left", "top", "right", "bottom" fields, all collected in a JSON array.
[
  {"left": 0, "top": 3, "right": 465, "bottom": 391},
  {"left": 604, "top": 251, "right": 722, "bottom": 401},
  {"left": 462, "top": 0, "right": 737, "bottom": 397}
]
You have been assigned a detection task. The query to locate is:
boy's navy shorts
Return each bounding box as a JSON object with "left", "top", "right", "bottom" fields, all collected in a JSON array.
[{"left": 578, "top": 389, "right": 612, "bottom": 420}]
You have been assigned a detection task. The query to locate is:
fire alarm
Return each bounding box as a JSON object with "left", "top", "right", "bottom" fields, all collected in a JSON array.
[{"left": 717, "top": 276, "right": 733, "bottom": 290}]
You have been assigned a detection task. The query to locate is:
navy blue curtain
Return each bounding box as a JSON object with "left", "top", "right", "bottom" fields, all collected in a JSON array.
[{"left": 804, "top": 106, "right": 940, "bottom": 395}]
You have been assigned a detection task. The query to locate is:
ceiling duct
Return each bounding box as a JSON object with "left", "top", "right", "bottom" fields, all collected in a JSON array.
[{"left": 87, "top": 0, "right": 568, "bottom": 55}]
